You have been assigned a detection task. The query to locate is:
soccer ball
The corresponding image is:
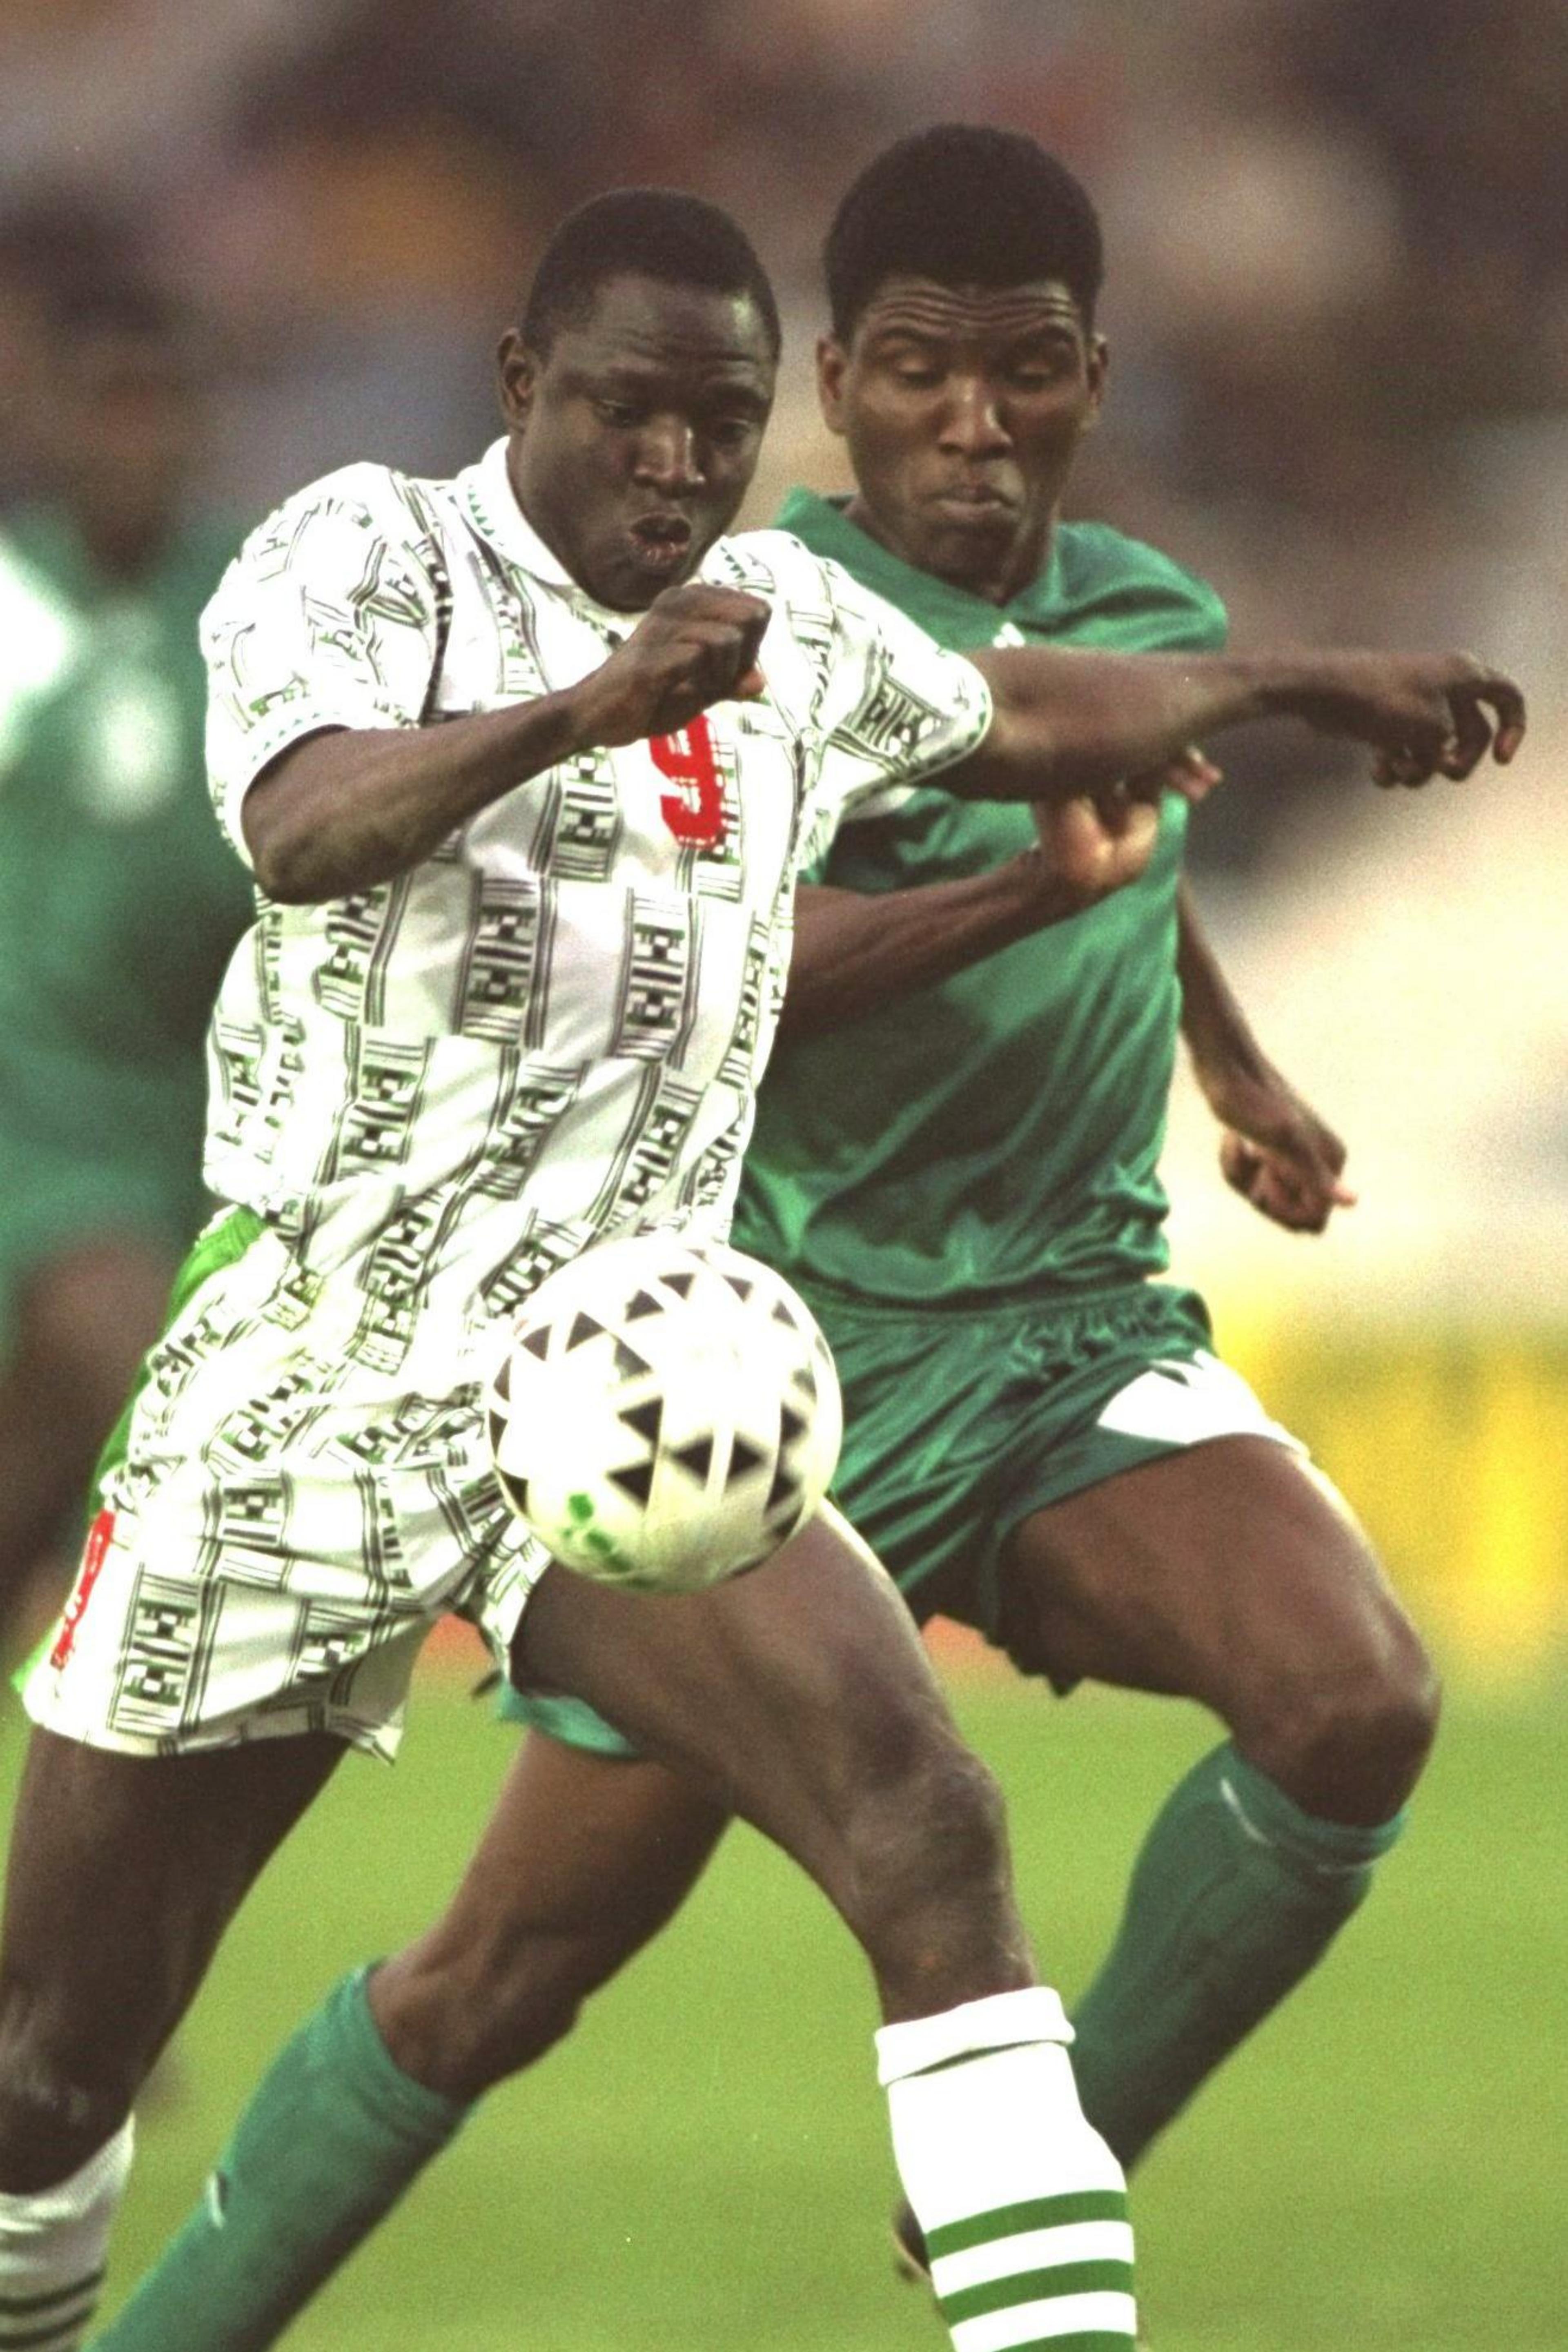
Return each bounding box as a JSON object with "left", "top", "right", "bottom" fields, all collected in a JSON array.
[{"left": 487, "top": 1232, "right": 842, "bottom": 1593}]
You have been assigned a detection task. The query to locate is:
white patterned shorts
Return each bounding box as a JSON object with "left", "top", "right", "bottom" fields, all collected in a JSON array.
[{"left": 24, "top": 1224, "right": 546, "bottom": 1762}]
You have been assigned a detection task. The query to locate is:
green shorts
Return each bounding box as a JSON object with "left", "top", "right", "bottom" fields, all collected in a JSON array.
[{"left": 500, "top": 1277, "right": 1302, "bottom": 1755}]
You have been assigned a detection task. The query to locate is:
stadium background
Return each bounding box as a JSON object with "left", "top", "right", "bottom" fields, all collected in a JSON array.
[{"left": 1, "top": 1, "right": 1562, "bottom": 2343}]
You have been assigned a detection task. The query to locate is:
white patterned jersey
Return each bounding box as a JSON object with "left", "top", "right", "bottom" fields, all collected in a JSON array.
[{"left": 199, "top": 438, "right": 993, "bottom": 1380}]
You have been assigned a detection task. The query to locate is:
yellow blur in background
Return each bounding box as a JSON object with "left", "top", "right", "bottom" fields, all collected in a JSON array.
[{"left": 1221, "top": 1313, "right": 1568, "bottom": 1680}]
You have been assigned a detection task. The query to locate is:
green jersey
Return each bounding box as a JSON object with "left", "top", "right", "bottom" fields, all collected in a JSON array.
[
  {"left": 0, "top": 510, "right": 254, "bottom": 1162},
  {"left": 731, "top": 489, "right": 1227, "bottom": 1304}
]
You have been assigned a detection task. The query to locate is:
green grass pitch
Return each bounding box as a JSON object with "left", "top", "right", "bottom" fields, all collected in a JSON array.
[{"left": 6, "top": 1671, "right": 1562, "bottom": 2349}]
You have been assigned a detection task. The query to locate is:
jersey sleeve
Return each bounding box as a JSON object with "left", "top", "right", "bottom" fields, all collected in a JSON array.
[
  {"left": 1114, "top": 543, "right": 1229, "bottom": 656},
  {"left": 200, "top": 465, "right": 445, "bottom": 864},
  {"left": 1150, "top": 580, "right": 1228, "bottom": 655},
  {"left": 807, "top": 558, "right": 993, "bottom": 836}
]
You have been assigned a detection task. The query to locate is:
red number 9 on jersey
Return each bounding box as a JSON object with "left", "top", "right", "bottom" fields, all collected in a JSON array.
[{"left": 650, "top": 717, "right": 726, "bottom": 848}]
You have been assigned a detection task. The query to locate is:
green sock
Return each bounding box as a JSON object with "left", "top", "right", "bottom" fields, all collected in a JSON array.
[
  {"left": 94, "top": 1968, "right": 468, "bottom": 2351},
  {"left": 1069, "top": 1742, "right": 1404, "bottom": 2169}
]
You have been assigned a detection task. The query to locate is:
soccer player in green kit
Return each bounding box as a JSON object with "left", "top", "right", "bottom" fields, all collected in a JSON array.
[
  {"left": 735, "top": 125, "right": 1427, "bottom": 2271},
  {"left": 94, "top": 133, "right": 1475, "bottom": 2348},
  {"left": 0, "top": 255, "right": 254, "bottom": 1642}
]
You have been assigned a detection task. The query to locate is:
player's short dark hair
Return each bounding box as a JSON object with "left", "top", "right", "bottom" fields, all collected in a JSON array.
[
  {"left": 522, "top": 189, "right": 781, "bottom": 361},
  {"left": 824, "top": 125, "right": 1104, "bottom": 342}
]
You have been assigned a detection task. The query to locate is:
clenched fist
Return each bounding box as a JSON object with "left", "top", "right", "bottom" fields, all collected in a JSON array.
[
  {"left": 1031, "top": 748, "right": 1221, "bottom": 905},
  {"left": 570, "top": 584, "right": 771, "bottom": 749}
]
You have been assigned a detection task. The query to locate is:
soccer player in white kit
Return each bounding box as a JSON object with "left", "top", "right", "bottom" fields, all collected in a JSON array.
[{"left": 0, "top": 190, "right": 1523, "bottom": 2352}]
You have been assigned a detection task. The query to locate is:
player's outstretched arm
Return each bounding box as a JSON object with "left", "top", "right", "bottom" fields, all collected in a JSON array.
[
  {"left": 782, "top": 861, "right": 1086, "bottom": 1040},
  {"left": 950, "top": 646, "right": 1526, "bottom": 805},
  {"left": 240, "top": 585, "right": 770, "bottom": 902},
  {"left": 779, "top": 783, "right": 1172, "bottom": 1039},
  {"left": 1175, "top": 880, "right": 1356, "bottom": 1234}
]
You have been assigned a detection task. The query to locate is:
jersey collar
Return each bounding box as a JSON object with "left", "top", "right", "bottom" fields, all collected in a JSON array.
[
  {"left": 459, "top": 439, "right": 581, "bottom": 592},
  {"left": 775, "top": 486, "right": 1063, "bottom": 632}
]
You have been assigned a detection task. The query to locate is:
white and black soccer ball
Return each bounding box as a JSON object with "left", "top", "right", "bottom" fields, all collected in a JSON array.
[{"left": 487, "top": 1232, "right": 842, "bottom": 1593}]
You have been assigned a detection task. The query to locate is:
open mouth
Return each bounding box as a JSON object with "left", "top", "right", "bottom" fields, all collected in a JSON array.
[
  {"left": 930, "top": 486, "right": 1013, "bottom": 519},
  {"left": 628, "top": 511, "right": 695, "bottom": 569}
]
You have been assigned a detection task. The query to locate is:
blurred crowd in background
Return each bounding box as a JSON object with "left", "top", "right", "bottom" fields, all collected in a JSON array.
[
  {"left": 0, "top": 0, "right": 1564, "bottom": 1661},
  {"left": 3, "top": 0, "right": 1564, "bottom": 657},
  {"left": 4, "top": 0, "right": 1565, "bottom": 665}
]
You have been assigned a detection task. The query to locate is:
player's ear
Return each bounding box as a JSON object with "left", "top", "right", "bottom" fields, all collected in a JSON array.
[
  {"left": 497, "top": 330, "right": 538, "bottom": 431},
  {"left": 1081, "top": 334, "right": 1109, "bottom": 434},
  {"left": 816, "top": 334, "right": 850, "bottom": 437}
]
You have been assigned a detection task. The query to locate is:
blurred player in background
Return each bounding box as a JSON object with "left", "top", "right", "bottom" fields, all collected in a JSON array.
[
  {"left": 87, "top": 143, "right": 1528, "bottom": 2352},
  {"left": 0, "top": 218, "right": 253, "bottom": 1649}
]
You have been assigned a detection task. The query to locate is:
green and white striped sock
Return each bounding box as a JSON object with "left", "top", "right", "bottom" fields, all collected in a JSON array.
[
  {"left": 0, "top": 2120, "right": 134, "bottom": 2352},
  {"left": 877, "top": 1987, "right": 1136, "bottom": 2350}
]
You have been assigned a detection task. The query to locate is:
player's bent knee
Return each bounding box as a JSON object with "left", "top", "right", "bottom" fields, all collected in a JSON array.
[
  {"left": 1341, "top": 1597, "right": 1439, "bottom": 1764},
  {"left": 1249, "top": 1615, "right": 1441, "bottom": 1823},
  {"left": 837, "top": 1740, "right": 1023, "bottom": 2002},
  {"left": 1350, "top": 1622, "right": 1442, "bottom": 1790}
]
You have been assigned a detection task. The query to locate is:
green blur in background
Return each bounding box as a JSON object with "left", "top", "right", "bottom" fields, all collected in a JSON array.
[{"left": 11, "top": 1672, "right": 1561, "bottom": 2351}]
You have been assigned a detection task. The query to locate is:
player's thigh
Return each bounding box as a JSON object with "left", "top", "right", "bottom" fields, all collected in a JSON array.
[
  {"left": 0, "top": 1724, "right": 341, "bottom": 2183},
  {"left": 512, "top": 1505, "right": 971, "bottom": 1895},
  {"left": 1000, "top": 1434, "right": 1427, "bottom": 1731}
]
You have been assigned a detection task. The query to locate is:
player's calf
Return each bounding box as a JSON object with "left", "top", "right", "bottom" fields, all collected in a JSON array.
[
  {"left": 766, "top": 1682, "right": 1141, "bottom": 2343},
  {"left": 0, "top": 1940, "right": 147, "bottom": 2352},
  {"left": 370, "top": 1907, "right": 643, "bottom": 2103},
  {"left": 0, "top": 1840, "right": 174, "bottom": 2201},
  {"left": 834, "top": 1727, "right": 1139, "bottom": 2336},
  {"left": 514, "top": 1526, "right": 1143, "bottom": 2343},
  {"left": 0, "top": 1726, "right": 339, "bottom": 2349},
  {"left": 0, "top": 1995, "right": 141, "bottom": 2196},
  {"left": 827, "top": 1732, "right": 1142, "bottom": 2343},
  {"left": 370, "top": 1741, "right": 731, "bottom": 2102},
  {"left": 0, "top": 1878, "right": 165, "bottom": 2347}
]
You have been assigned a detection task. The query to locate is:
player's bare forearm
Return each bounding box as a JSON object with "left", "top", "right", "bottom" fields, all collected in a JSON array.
[
  {"left": 241, "top": 582, "right": 771, "bottom": 902},
  {"left": 1175, "top": 880, "right": 1272, "bottom": 1090},
  {"left": 949, "top": 646, "right": 1526, "bottom": 804},
  {"left": 780, "top": 863, "right": 1084, "bottom": 1039},
  {"left": 1175, "top": 879, "right": 1356, "bottom": 1230},
  {"left": 953, "top": 649, "right": 1274, "bottom": 802},
  {"left": 240, "top": 691, "right": 600, "bottom": 902}
]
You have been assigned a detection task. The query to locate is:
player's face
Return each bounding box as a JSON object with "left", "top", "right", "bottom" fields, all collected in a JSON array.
[
  {"left": 819, "top": 275, "right": 1106, "bottom": 604},
  {"left": 500, "top": 274, "right": 776, "bottom": 612}
]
